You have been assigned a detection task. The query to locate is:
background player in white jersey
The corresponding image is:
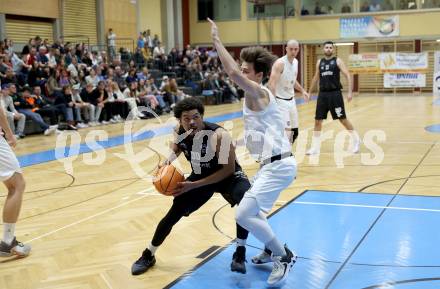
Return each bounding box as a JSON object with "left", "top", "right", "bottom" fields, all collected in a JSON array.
[
  {"left": 268, "top": 39, "right": 309, "bottom": 145},
  {"left": 208, "top": 18, "right": 297, "bottom": 286},
  {"left": 307, "top": 41, "right": 360, "bottom": 155},
  {"left": 0, "top": 104, "right": 31, "bottom": 257}
]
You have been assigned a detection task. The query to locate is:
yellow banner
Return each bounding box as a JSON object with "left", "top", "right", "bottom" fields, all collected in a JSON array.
[{"left": 348, "top": 54, "right": 380, "bottom": 74}]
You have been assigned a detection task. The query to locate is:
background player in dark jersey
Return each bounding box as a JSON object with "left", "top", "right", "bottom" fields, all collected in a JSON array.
[
  {"left": 131, "top": 97, "right": 251, "bottom": 275},
  {"left": 306, "top": 41, "right": 361, "bottom": 155}
]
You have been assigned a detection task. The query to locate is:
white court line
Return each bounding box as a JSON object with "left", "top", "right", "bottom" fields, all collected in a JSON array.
[
  {"left": 100, "top": 273, "right": 114, "bottom": 289},
  {"left": 294, "top": 201, "right": 440, "bottom": 213},
  {"left": 26, "top": 187, "right": 156, "bottom": 243}
]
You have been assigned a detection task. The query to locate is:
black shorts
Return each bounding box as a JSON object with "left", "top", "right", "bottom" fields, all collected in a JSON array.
[
  {"left": 173, "top": 171, "right": 251, "bottom": 217},
  {"left": 315, "top": 90, "right": 346, "bottom": 120}
]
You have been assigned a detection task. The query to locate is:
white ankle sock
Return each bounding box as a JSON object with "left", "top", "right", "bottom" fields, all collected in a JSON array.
[
  {"left": 236, "top": 238, "right": 246, "bottom": 247},
  {"left": 310, "top": 131, "right": 322, "bottom": 150},
  {"left": 148, "top": 243, "right": 158, "bottom": 255},
  {"left": 2, "top": 223, "right": 15, "bottom": 245},
  {"left": 349, "top": 130, "right": 360, "bottom": 143}
]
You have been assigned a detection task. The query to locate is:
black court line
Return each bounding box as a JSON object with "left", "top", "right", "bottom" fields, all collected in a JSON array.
[
  {"left": 163, "top": 190, "right": 309, "bottom": 289},
  {"left": 324, "top": 143, "right": 436, "bottom": 289},
  {"left": 361, "top": 277, "right": 440, "bottom": 289},
  {"left": 196, "top": 246, "right": 221, "bottom": 259}
]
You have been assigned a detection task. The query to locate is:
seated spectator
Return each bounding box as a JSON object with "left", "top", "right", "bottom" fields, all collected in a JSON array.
[
  {"left": 123, "top": 81, "right": 143, "bottom": 119},
  {"left": 46, "top": 68, "right": 63, "bottom": 98},
  {"left": 89, "top": 80, "right": 108, "bottom": 125},
  {"left": 85, "top": 67, "right": 99, "bottom": 87},
  {"left": 60, "top": 85, "right": 78, "bottom": 130},
  {"left": 32, "top": 85, "right": 61, "bottom": 126},
  {"left": 14, "top": 86, "right": 58, "bottom": 135},
  {"left": 70, "top": 83, "right": 90, "bottom": 128},
  {"left": 0, "top": 85, "right": 26, "bottom": 138}
]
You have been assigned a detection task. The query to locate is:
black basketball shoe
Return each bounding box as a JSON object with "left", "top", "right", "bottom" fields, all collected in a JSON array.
[
  {"left": 131, "top": 248, "right": 156, "bottom": 275},
  {"left": 231, "top": 246, "right": 247, "bottom": 274}
]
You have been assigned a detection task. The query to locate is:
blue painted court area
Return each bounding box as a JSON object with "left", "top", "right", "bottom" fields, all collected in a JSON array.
[
  {"left": 425, "top": 124, "right": 440, "bottom": 133},
  {"left": 168, "top": 190, "right": 440, "bottom": 289}
]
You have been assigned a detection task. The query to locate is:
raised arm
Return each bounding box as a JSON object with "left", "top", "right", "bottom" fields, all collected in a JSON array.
[
  {"left": 207, "top": 18, "right": 267, "bottom": 108},
  {"left": 337, "top": 58, "right": 353, "bottom": 102}
]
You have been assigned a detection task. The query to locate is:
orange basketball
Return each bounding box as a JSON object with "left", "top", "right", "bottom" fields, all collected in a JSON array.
[{"left": 153, "top": 164, "right": 184, "bottom": 196}]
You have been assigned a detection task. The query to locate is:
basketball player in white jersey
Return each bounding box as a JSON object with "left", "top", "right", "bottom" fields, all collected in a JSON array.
[
  {"left": 209, "top": 18, "right": 297, "bottom": 286},
  {"left": 268, "top": 40, "right": 309, "bottom": 145},
  {"left": 0, "top": 105, "right": 31, "bottom": 257}
]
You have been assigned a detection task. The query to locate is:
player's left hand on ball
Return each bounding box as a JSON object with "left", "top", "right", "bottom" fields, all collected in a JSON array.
[{"left": 172, "top": 181, "right": 197, "bottom": 197}]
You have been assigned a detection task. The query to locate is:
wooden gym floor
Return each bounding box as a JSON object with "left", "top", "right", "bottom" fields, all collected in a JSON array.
[{"left": 1, "top": 94, "right": 439, "bottom": 289}]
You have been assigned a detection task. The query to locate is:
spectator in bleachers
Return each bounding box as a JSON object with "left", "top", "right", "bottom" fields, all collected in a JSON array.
[
  {"left": 110, "top": 81, "right": 129, "bottom": 119},
  {"left": 153, "top": 42, "right": 165, "bottom": 59},
  {"left": 113, "top": 66, "right": 127, "bottom": 92},
  {"left": 89, "top": 80, "right": 108, "bottom": 124},
  {"left": 0, "top": 86, "right": 26, "bottom": 138},
  {"left": 126, "top": 68, "right": 138, "bottom": 84},
  {"left": 70, "top": 83, "right": 90, "bottom": 128},
  {"left": 45, "top": 48, "right": 58, "bottom": 68},
  {"left": 137, "top": 67, "right": 150, "bottom": 81},
  {"left": 13, "top": 86, "right": 57, "bottom": 135},
  {"left": 145, "top": 78, "right": 169, "bottom": 113},
  {"left": 2, "top": 67, "right": 18, "bottom": 87},
  {"left": 123, "top": 80, "right": 143, "bottom": 119},
  {"left": 145, "top": 29, "right": 154, "bottom": 54},
  {"left": 36, "top": 46, "right": 48, "bottom": 66},
  {"left": 25, "top": 47, "right": 37, "bottom": 66},
  {"left": 46, "top": 68, "right": 63, "bottom": 98},
  {"left": 80, "top": 83, "right": 96, "bottom": 124},
  {"left": 108, "top": 28, "right": 116, "bottom": 61},
  {"left": 85, "top": 67, "right": 99, "bottom": 88},
  {"left": 32, "top": 85, "right": 61, "bottom": 126}
]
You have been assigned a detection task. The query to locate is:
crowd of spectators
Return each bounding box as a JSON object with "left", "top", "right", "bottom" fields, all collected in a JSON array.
[{"left": 0, "top": 30, "right": 241, "bottom": 139}]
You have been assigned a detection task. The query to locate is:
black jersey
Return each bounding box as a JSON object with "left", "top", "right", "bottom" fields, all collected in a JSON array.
[
  {"left": 319, "top": 57, "right": 342, "bottom": 92},
  {"left": 176, "top": 121, "right": 242, "bottom": 179}
]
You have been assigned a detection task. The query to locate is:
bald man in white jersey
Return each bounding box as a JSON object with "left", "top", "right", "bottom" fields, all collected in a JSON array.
[
  {"left": 268, "top": 40, "right": 309, "bottom": 145},
  {"left": 0, "top": 104, "right": 31, "bottom": 257},
  {"left": 208, "top": 18, "right": 297, "bottom": 286}
]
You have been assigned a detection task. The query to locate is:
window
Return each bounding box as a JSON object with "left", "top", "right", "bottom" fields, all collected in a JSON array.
[
  {"left": 301, "top": 0, "right": 355, "bottom": 15},
  {"left": 247, "top": 0, "right": 295, "bottom": 18},
  {"left": 197, "top": 0, "right": 241, "bottom": 21}
]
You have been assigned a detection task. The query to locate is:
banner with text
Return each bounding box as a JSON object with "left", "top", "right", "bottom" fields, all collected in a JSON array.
[
  {"left": 380, "top": 52, "right": 428, "bottom": 73},
  {"left": 348, "top": 54, "right": 380, "bottom": 74},
  {"left": 340, "top": 16, "right": 399, "bottom": 38},
  {"left": 384, "top": 73, "right": 426, "bottom": 88}
]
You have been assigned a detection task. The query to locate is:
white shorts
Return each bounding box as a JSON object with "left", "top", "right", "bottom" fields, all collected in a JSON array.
[
  {"left": 275, "top": 97, "right": 299, "bottom": 129},
  {"left": 0, "top": 136, "right": 22, "bottom": 182},
  {"left": 245, "top": 156, "right": 296, "bottom": 213}
]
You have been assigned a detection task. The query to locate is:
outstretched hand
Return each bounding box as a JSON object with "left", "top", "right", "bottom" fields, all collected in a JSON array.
[{"left": 207, "top": 18, "right": 219, "bottom": 40}]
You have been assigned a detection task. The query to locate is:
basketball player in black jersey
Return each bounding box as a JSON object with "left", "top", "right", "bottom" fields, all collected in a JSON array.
[
  {"left": 132, "top": 97, "right": 251, "bottom": 275},
  {"left": 306, "top": 41, "right": 360, "bottom": 155}
]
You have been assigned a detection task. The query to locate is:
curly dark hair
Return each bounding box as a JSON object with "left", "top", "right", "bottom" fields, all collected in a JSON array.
[
  {"left": 173, "top": 97, "right": 205, "bottom": 119},
  {"left": 240, "top": 46, "right": 277, "bottom": 79}
]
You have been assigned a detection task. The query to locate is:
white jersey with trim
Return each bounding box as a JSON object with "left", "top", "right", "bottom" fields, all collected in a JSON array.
[
  {"left": 275, "top": 55, "right": 298, "bottom": 100},
  {"left": 243, "top": 85, "right": 291, "bottom": 161}
]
